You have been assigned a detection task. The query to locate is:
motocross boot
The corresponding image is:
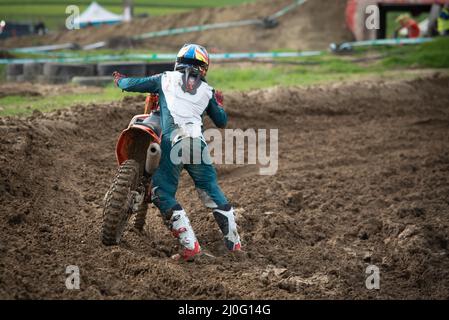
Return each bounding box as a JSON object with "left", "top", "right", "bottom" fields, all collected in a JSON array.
[
  {"left": 167, "top": 206, "right": 201, "bottom": 261},
  {"left": 213, "top": 205, "right": 241, "bottom": 252}
]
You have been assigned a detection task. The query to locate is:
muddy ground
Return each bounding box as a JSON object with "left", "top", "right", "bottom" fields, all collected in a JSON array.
[
  {"left": 1, "top": 75, "right": 449, "bottom": 299},
  {"left": 0, "top": 83, "right": 102, "bottom": 99}
]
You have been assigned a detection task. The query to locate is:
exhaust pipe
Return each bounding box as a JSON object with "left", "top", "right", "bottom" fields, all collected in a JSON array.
[{"left": 145, "top": 142, "right": 161, "bottom": 174}]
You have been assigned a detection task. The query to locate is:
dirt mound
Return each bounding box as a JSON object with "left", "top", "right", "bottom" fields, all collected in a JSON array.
[
  {"left": 0, "top": 83, "right": 101, "bottom": 99},
  {"left": 1, "top": 75, "right": 449, "bottom": 299},
  {"left": 0, "top": 0, "right": 353, "bottom": 52}
]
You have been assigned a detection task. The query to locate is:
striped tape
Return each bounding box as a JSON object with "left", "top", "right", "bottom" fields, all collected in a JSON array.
[
  {"left": 337, "top": 37, "right": 434, "bottom": 49},
  {"left": 0, "top": 51, "right": 324, "bottom": 65},
  {"left": 11, "top": 43, "right": 78, "bottom": 53},
  {"left": 268, "top": 0, "right": 307, "bottom": 20},
  {"left": 0, "top": 36, "right": 437, "bottom": 65}
]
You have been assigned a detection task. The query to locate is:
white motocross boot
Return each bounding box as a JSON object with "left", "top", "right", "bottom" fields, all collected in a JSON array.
[
  {"left": 169, "top": 208, "right": 201, "bottom": 261},
  {"left": 213, "top": 205, "right": 242, "bottom": 251}
]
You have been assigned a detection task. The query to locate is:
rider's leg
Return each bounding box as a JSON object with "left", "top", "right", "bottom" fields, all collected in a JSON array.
[
  {"left": 150, "top": 139, "right": 181, "bottom": 216},
  {"left": 185, "top": 140, "right": 241, "bottom": 251},
  {"left": 151, "top": 137, "right": 200, "bottom": 260}
]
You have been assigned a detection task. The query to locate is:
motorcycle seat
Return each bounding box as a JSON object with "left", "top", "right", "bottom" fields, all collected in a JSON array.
[{"left": 140, "top": 117, "right": 161, "bottom": 137}]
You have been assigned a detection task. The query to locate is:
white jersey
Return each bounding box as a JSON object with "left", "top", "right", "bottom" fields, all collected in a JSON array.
[{"left": 161, "top": 71, "right": 213, "bottom": 139}]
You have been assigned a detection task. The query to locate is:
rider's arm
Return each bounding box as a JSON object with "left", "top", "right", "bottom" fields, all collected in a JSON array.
[
  {"left": 206, "top": 89, "right": 227, "bottom": 129},
  {"left": 117, "top": 74, "right": 162, "bottom": 93}
]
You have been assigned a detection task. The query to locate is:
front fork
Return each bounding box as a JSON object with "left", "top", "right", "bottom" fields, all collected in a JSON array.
[
  {"left": 130, "top": 188, "right": 145, "bottom": 213},
  {"left": 103, "top": 177, "right": 152, "bottom": 215},
  {"left": 130, "top": 178, "right": 153, "bottom": 214}
]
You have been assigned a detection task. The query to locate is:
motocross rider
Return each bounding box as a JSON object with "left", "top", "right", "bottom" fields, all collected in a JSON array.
[{"left": 113, "top": 44, "right": 241, "bottom": 261}]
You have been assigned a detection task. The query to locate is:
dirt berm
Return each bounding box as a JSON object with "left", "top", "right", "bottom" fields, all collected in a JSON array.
[
  {"left": 1, "top": 75, "right": 449, "bottom": 299},
  {"left": 0, "top": 0, "right": 353, "bottom": 52}
]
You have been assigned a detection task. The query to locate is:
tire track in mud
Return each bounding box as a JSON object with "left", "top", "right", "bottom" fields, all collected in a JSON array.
[{"left": 1, "top": 76, "right": 449, "bottom": 299}]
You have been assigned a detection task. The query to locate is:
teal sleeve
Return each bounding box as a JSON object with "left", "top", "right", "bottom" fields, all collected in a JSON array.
[
  {"left": 117, "top": 74, "right": 162, "bottom": 93},
  {"left": 206, "top": 90, "right": 228, "bottom": 129}
]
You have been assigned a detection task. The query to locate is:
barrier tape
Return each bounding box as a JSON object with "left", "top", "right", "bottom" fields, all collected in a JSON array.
[
  {"left": 11, "top": 43, "right": 78, "bottom": 53},
  {"left": 268, "top": 0, "right": 307, "bottom": 20},
  {"left": 335, "top": 37, "right": 434, "bottom": 50},
  {"left": 0, "top": 36, "right": 437, "bottom": 65},
  {"left": 0, "top": 51, "right": 324, "bottom": 64}
]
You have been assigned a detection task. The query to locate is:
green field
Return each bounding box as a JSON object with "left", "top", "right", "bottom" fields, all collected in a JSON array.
[
  {"left": 1, "top": 37, "right": 449, "bottom": 116},
  {"left": 0, "top": 0, "right": 257, "bottom": 30}
]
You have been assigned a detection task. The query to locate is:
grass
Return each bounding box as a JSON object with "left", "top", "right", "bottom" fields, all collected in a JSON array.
[
  {"left": 382, "top": 37, "right": 449, "bottom": 68},
  {"left": 208, "top": 60, "right": 369, "bottom": 91},
  {"left": 0, "top": 0, "right": 257, "bottom": 30},
  {"left": 1, "top": 37, "right": 449, "bottom": 117}
]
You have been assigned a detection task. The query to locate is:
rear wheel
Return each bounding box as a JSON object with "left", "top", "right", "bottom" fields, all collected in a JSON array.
[{"left": 102, "top": 159, "right": 139, "bottom": 245}]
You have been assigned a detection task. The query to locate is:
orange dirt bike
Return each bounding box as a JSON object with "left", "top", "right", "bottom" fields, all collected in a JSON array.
[{"left": 101, "top": 94, "right": 162, "bottom": 245}]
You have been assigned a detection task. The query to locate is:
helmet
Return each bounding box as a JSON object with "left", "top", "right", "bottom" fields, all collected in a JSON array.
[{"left": 174, "top": 44, "right": 210, "bottom": 78}]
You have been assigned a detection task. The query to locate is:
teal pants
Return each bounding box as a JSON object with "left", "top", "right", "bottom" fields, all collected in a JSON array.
[{"left": 151, "top": 136, "right": 228, "bottom": 216}]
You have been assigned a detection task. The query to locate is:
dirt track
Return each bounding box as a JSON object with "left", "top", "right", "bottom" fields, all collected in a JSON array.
[{"left": 1, "top": 75, "right": 449, "bottom": 299}]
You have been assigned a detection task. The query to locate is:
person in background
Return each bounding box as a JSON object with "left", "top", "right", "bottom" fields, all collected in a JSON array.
[
  {"left": 394, "top": 14, "right": 420, "bottom": 38},
  {"left": 34, "top": 21, "right": 46, "bottom": 35},
  {"left": 438, "top": 4, "right": 449, "bottom": 36},
  {"left": 0, "top": 20, "right": 5, "bottom": 35}
]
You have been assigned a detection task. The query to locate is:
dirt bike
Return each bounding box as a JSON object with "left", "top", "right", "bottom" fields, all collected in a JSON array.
[{"left": 101, "top": 94, "right": 162, "bottom": 245}]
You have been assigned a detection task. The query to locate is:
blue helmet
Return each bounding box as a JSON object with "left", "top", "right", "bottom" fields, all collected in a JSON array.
[{"left": 174, "top": 44, "right": 210, "bottom": 77}]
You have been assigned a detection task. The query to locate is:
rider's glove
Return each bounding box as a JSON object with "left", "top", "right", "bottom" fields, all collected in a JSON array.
[
  {"left": 214, "top": 90, "right": 224, "bottom": 107},
  {"left": 113, "top": 71, "right": 126, "bottom": 86}
]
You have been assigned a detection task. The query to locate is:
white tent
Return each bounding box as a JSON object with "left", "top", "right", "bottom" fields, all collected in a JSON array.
[{"left": 74, "top": 2, "right": 123, "bottom": 27}]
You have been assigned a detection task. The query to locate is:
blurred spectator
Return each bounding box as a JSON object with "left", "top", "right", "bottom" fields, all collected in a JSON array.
[
  {"left": 438, "top": 4, "right": 449, "bottom": 36},
  {"left": 34, "top": 21, "right": 46, "bottom": 35},
  {"left": 394, "top": 14, "right": 420, "bottom": 38},
  {"left": 0, "top": 21, "right": 33, "bottom": 39}
]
